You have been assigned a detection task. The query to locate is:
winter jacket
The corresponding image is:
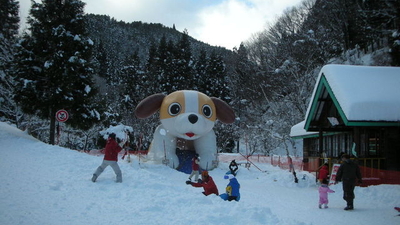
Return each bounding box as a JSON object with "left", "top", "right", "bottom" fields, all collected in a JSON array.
[
  {"left": 191, "top": 176, "right": 219, "bottom": 196},
  {"left": 318, "top": 165, "right": 329, "bottom": 181},
  {"left": 103, "top": 137, "right": 122, "bottom": 161},
  {"left": 226, "top": 177, "right": 240, "bottom": 197},
  {"left": 192, "top": 157, "right": 200, "bottom": 171},
  {"left": 318, "top": 184, "right": 334, "bottom": 204},
  {"left": 335, "top": 159, "right": 362, "bottom": 183}
]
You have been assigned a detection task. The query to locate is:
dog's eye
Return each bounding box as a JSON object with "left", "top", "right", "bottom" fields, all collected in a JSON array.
[
  {"left": 202, "top": 105, "right": 212, "bottom": 118},
  {"left": 168, "top": 103, "right": 181, "bottom": 116}
]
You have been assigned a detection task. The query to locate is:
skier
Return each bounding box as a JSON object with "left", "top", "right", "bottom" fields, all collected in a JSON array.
[
  {"left": 188, "top": 154, "right": 200, "bottom": 182},
  {"left": 92, "top": 133, "right": 125, "bottom": 183},
  {"left": 186, "top": 171, "right": 219, "bottom": 196}
]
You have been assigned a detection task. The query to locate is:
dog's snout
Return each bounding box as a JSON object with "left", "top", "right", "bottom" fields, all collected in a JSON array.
[{"left": 188, "top": 114, "right": 198, "bottom": 124}]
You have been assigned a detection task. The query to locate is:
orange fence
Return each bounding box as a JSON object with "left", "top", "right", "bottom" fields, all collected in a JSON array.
[
  {"left": 359, "top": 166, "right": 400, "bottom": 186},
  {"left": 218, "top": 154, "right": 400, "bottom": 186},
  {"left": 87, "top": 150, "right": 400, "bottom": 186},
  {"left": 218, "top": 154, "right": 304, "bottom": 172}
]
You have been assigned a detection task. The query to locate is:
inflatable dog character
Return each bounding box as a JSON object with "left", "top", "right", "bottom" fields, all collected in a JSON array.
[{"left": 135, "top": 90, "right": 235, "bottom": 169}]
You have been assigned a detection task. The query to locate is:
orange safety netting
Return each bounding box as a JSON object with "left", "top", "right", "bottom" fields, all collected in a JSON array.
[
  {"left": 358, "top": 166, "right": 400, "bottom": 186},
  {"left": 218, "top": 154, "right": 400, "bottom": 186}
]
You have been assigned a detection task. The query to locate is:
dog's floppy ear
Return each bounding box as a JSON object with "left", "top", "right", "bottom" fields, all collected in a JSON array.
[
  {"left": 135, "top": 93, "right": 166, "bottom": 118},
  {"left": 211, "top": 97, "right": 235, "bottom": 124}
]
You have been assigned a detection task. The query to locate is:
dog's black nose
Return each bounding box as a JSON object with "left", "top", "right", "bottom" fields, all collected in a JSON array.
[{"left": 188, "top": 114, "right": 198, "bottom": 124}]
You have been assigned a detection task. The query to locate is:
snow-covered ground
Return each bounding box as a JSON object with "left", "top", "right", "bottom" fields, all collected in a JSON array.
[{"left": 0, "top": 122, "right": 399, "bottom": 225}]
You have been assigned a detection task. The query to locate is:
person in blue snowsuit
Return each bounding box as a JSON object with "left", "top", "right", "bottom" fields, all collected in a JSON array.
[{"left": 220, "top": 174, "right": 240, "bottom": 201}]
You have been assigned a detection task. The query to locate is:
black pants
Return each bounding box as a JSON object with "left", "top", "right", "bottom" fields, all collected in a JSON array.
[
  {"left": 342, "top": 180, "right": 355, "bottom": 206},
  {"left": 228, "top": 196, "right": 238, "bottom": 201}
]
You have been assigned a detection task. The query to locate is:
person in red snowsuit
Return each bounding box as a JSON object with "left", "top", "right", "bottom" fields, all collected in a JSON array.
[
  {"left": 318, "top": 163, "right": 329, "bottom": 183},
  {"left": 186, "top": 171, "right": 219, "bottom": 196},
  {"left": 188, "top": 154, "right": 200, "bottom": 182},
  {"left": 92, "top": 133, "right": 124, "bottom": 183}
]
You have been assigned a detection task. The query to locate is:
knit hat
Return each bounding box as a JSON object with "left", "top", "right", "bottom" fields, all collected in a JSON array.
[{"left": 224, "top": 174, "right": 235, "bottom": 179}]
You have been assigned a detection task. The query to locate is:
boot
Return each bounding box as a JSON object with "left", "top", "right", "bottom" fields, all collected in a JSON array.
[
  {"left": 344, "top": 205, "right": 354, "bottom": 210},
  {"left": 91, "top": 174, "right": 97, "bottom": 182},
  {"left": 344, "top": 198, "right": 354, "bottom": 210},
  {"left": 116, "top": 177, "right": 122, "bottom": 183}
]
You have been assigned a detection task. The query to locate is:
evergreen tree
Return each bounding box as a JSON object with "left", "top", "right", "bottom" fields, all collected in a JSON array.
[
  {"left": 120, "top": 49, "right": 143, "bottom": 123},
  {"left": 13, "top": 0, "right": 101, "bottom": 144},
  {"left": 205, "top": 50, "right": 228, "bottom": 99},
  {"left": 94, "top": 40, "right": 109, "bottom": 78},
  {"left": 193, "top": 49, "right": 208, "bottom": 91},
  {"left": 173, "top": 29, "right": 194, "bottom": 90},
  {"left": 0, "top": 0, "right": 19, "bottom": 39},
  {"left": 0, "top": 0, "right": 19, "bottom": 123}
]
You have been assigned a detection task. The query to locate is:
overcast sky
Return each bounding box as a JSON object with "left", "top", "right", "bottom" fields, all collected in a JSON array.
[{"left": 18, "top": 0, "right": 303, "bottom": 50}]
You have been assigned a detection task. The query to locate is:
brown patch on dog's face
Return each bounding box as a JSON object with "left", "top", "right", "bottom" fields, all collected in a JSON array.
[
  {"left": 198, "top": 92, "right": 216, "bottom": 122},
  {"left": 160, "top": 91, "right": 185, "bottom": 119},
  {"left": 159, "top": 91, "right": 217, "bottom": 122}
]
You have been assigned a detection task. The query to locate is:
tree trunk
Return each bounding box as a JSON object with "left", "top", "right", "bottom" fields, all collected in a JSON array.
[{"left": 49, "top": 107, "right": 56, "bottom": 145}]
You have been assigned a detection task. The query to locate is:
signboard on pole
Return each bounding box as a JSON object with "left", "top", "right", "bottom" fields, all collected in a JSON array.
[
  {"left": 55, "top": 109, "right": 69, "bottom": 123},
  {"left": 329, "top": 164, "right": 341, "bottom": 185}
]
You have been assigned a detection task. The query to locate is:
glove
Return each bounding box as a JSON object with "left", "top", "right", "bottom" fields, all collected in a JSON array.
[
  {"left": 185, "top": 180, "right": 192, "bottom": 185},
  {"left": 197, "top": 179, "right": 202, "bottom": 183}
]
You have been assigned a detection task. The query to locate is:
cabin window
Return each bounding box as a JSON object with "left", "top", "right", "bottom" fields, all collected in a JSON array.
[{"left": 368, "top": 130, "right": 382, "bottom": 156}]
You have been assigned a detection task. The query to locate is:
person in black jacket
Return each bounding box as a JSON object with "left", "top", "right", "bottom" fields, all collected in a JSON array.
[{"left": 335, "top": 154, "right": 362, "bottom": 210}]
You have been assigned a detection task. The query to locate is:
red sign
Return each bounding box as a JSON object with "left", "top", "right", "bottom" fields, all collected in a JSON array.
[
  {"left": 329, "top": 164, "right": 341, "bottom": 185},
  {"left": 56, "top": 109, "right": 69, "bottom": 122}
]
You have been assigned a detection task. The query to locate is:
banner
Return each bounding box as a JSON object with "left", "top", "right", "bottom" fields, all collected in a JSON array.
[{"left": 329, "top": 164, "right": 341, "bottom": 185}]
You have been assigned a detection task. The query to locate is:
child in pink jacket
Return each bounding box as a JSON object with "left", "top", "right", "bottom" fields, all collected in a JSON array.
[{"left": 318, "top": 179, "right": 335, "bottom": 208}]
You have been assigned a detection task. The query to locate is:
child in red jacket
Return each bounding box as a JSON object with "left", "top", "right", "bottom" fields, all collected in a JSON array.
[
  {"left": 318, "top": 163, "right": 329, "bottom": 184},
  {"left": 186, "top": 171, "right": 219, "bottom": 196},
  {"left": 92, "top": 133, "right": 124, "bottom": 183},
  {"left": 188, "top": 154, "right": 200, "bottom": 182}
]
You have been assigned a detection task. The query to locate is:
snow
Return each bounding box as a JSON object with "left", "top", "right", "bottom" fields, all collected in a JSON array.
[
  {"left": 0, "top": 121, "right": 399, "bottom": 225},
  {"left": 290, "top": 121, "right": 317, "bottom": 138},
  {"left": 99, "top": 124, "right": 133, "bottom": 141},
  {"left": 307, "top": 64, "right": 400, "bottom": 122},
  {"left": 84, "top": 85, "right": 91, "bottom": 94}
]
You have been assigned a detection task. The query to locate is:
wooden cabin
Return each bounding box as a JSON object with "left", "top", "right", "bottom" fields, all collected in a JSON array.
[{"left": 290, "top": 65, "right": 400, "bottom": 183}]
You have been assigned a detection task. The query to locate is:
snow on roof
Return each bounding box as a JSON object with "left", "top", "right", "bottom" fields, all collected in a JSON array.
[
  {"left": 290, "top": 121, "right": 318, "bottom": 138},
  {"left": 306, "top": 64, "right": 400, "bottom": 122}
]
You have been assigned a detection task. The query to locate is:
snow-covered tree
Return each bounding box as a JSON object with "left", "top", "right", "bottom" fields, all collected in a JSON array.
[
  {"left": 0, "top": 0, "right": 19, "bottom": 123},
  {"left": 173, "top": 30, "right": 194, "bottom": 90},
  {"left": 0, "top": 0, "right": 19, "bottom": 39},
  {"left": 13, "top": 0, "right": 102, "bottom": 144}
]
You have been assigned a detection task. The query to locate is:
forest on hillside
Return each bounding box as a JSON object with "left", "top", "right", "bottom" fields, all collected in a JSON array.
[{"left": 1, "top": 0, "right": 399, "bottom": 155}]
